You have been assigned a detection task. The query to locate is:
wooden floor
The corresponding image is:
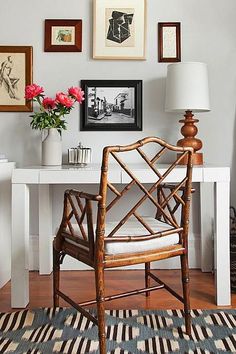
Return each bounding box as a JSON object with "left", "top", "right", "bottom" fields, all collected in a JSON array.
[{"left": 0, "top": 269, "right": 235, "bottom": 312}]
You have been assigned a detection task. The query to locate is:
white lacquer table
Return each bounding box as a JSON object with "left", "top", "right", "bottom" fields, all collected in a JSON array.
[
  {"left": 0, "top": 162, "right": 15, "bottom": 289},
  {"left": 11, "top": 164, "right": 230, "bottom": 308}
]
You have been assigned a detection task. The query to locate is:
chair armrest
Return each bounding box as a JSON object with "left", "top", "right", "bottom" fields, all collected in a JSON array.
[{"left": 65, "top": 189, "right": 102, "bottom": 201}]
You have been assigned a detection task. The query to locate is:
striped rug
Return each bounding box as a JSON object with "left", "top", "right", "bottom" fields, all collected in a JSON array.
[{"left": 0, "top": 308, "right": 236, "bottom": 353}]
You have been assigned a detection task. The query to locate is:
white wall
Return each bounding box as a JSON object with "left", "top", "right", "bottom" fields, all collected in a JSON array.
[{"left": 1, "top": 0, "right": 236, "bottom": 267}]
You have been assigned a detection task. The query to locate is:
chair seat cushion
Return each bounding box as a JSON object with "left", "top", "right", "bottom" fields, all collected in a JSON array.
[
  {"left": 104, "top": 217, "right": 179, "bottom": 255},
  {"left": 64, "top": 216, "right": 179, "bottom": 255}
]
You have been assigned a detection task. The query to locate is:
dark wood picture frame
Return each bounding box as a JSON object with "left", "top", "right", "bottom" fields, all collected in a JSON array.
[
  {"left": 158, "top": 22, "right": 181, "bottom": 62},
  {"left": 44, "top": 19, "right": 82, "bottom": 52},
  {"left": 0, "top": 46, "right": 33, "bottom": 112},
  {"left": 80, "top": 80, "right": 142, "bottom": 131}
]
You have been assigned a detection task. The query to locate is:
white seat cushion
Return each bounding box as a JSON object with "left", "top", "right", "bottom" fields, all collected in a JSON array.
[
  {"left": 104, "top": 217, "right": 179, "bottom": 255},
  {"left": 64, "top": 216, "right": 179, "bottom": 255}
]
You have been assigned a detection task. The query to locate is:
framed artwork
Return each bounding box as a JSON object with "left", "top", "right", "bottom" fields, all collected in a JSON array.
[
  {"left": 80, "top": 80, "right": 142, "bottom": 131},
  {"left": 93, "top": 0, "right": 146, "bottom": 60},
  {"left": 158, "top": 22, "right": 181, "bottom": 62},
  {"left": 0, "top": 46, "right": 33, "bottom": 112},
  {"left": 44, "top": 19, "right": 82, "bottom": 52}
]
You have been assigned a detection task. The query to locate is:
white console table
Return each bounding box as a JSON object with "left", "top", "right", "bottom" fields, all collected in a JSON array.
[
  {"left": 0, "top": 162, "right": 15, "bottom": 288},
  {"left": 11, "top": 164, "right": 230, "bottom": 307}
]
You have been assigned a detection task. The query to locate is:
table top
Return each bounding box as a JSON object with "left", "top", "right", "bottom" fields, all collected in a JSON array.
[{"left": 12, "top": 163, "right": 230, "bottom": 184}]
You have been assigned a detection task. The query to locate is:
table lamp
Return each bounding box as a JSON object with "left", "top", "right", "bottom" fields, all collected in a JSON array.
[{"left": 165, "top": 62, "right": 210, "bottom": 165}]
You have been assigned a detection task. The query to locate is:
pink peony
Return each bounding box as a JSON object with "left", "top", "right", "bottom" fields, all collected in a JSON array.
[
  {"left": 56, "top": 92, "right": 74, "bottom": 107},
  {"left": 25, "top": 84, "right": 44, "bottom": 99},
  {"left": 42, "top": 97, "right": 56, "bottom": 109},
  {"left": 68, "top": 86, "right": 85, "bottom": 104}
]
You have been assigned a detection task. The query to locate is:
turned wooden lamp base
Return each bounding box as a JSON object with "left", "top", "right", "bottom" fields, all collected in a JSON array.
[
  {"left": 177, "top": 152, "right": 203, "bottom": 165},
  {"left": 176, "top": 110, "right": 203, "bottom": 165}
]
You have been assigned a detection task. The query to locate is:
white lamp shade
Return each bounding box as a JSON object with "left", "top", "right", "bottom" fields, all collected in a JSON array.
[{"left": 165, "top": 62, "right": 210, "bottom": 113}]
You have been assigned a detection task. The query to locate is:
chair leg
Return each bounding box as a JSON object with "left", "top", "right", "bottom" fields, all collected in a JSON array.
[
  {"left": 181, "top": 254, "right": 191, "bottom": 335},
  {"left": 145, "top": 262, "right": 151, "bottom": 297},
  {"left": 95, "top": 265, "right": 106, "bottom": 354},
  {"left": 53, "top": 246, "right": 60, "bottom": 308}
]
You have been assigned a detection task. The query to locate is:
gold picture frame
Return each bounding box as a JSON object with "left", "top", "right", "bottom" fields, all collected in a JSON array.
[
  {"left": 0, "top": 46, "right": 33, "bottom": 112},
  {"left": 93, "top": 0, "right": 146, "bottom": 60}
]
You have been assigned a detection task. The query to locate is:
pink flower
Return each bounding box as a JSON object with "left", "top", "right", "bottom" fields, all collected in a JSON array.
[
  {"left": 68, "top": 86, "right": 85, "bottom": 103},
  {"left": 42, "top": 97, "right": 56, "bottom": 109},
  {"left": 56, "top": 92, "right": 74, "bottom": 107},
  {"left": 25, "top": 84, "right": 44, "bottom": 99}
]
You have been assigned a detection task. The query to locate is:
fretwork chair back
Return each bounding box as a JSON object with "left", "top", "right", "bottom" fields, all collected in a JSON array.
[{"left": 53, "top": 136, "right": 193, "bottom": 354}]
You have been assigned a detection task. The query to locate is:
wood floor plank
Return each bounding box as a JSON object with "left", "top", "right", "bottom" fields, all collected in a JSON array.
[{"left": 0, "top": 269, "right": 235, "bottom": 312}]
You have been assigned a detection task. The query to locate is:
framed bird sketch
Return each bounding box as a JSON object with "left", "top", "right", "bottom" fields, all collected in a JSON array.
[
  {"left": 0, "top": 46, "right": 33, "bottom": 112},
  {"left": 93, "top": 0, "right": 146, "bottom": 60},
  {"left": 44, "top": 19, "right": 82, "bottom": 52}
]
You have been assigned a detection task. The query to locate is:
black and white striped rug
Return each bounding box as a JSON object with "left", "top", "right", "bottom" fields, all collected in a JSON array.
[{"left": 0, "top": 308, "right": 236, "bottom": 353}]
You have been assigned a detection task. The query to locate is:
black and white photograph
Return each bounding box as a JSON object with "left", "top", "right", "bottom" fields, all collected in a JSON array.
[{"left": 81, "top": 80, "right": 142, "bottom": 131}]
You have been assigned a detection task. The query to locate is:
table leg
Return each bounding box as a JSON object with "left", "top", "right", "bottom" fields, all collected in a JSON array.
[
  {"left": 200, "top": 182, "right": 214, "bottom": 272},
  {"left": 11, "top": 183, "right": 29, "bottom": 308},
  {"left": 215, "top": 181, "right": 231, "bottom": 306},
  {"left": 39, "top": 185, "right": 53, "bottom": 274}
]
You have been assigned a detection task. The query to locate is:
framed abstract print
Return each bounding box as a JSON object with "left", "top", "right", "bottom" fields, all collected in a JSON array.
[{"left": 93, "top": 0, "right": 146, "bottom": 60}]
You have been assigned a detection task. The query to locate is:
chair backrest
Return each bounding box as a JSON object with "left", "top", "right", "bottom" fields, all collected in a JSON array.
[{"left": 96, "top": 136, "right": 193, "bottom": 251}]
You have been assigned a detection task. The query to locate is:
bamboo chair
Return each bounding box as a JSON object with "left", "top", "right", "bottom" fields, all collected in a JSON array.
[{"left": 53, "top": 136, "right": 193, "bottom": 354}]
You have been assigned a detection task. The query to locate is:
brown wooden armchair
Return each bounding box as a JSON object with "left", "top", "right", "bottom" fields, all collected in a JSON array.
[{"left": 53, "top": 136, "right": 193, "bottom": 354}]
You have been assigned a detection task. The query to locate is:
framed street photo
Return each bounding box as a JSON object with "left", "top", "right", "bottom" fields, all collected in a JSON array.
[
  {"left": 80, "top": 80, "right": 142, "bottom": 131},
  {"left": 44, "top": 19, "right": 82, "bottom": 52},
  {"left": 158, "top": 22, "right": 181, "bottom": 62},
  {"left": 93, "top": 0, "right": 146, "bottom": 60},
  {"left": 0, "top": 46, "right": 33, "bottom": 112}
]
